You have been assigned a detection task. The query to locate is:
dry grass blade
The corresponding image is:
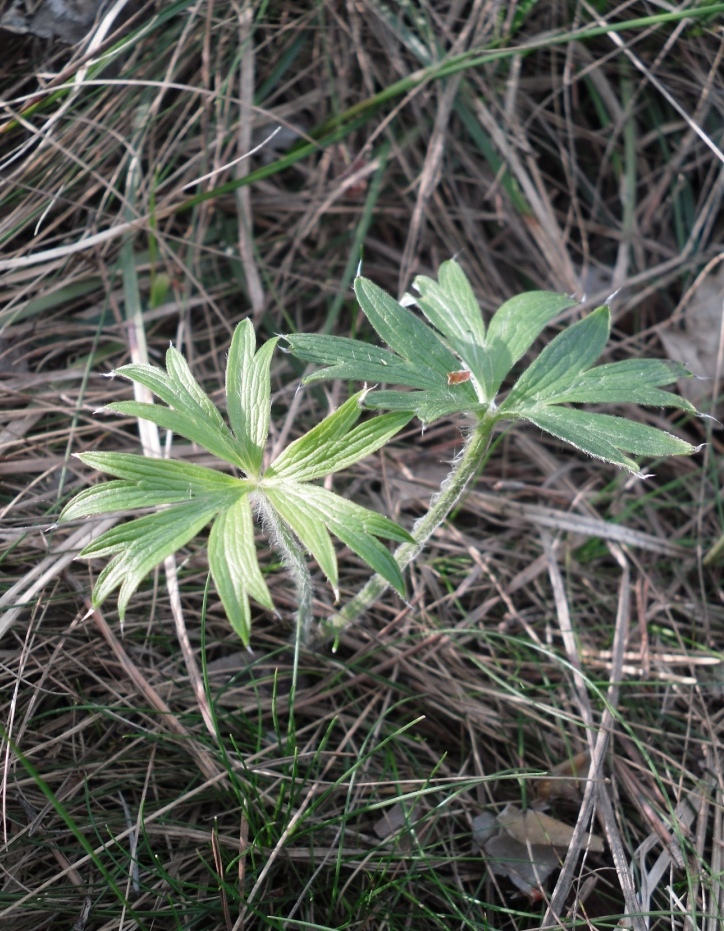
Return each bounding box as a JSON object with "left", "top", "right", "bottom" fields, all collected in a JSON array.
[
  {"left": 234, "top": 0, "right": 264, "bottom": 320},
  {"left": 66, "top": 576, "right": 222, "bottom": 783}
]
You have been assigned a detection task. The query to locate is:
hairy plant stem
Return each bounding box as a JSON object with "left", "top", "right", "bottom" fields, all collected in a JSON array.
[
  {"left": 258, "top": 497, "right": 312, "bottom": 730},
  {"left": 323, "top": 413, "right": 497, "bottom": 643}
]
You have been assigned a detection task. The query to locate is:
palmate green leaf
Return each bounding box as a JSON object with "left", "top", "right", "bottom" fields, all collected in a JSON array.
[
  {"left": 417, "top": 259, "right": 487, "bottom": 347},
  {"left": 301, "top": 484, "right": 412, "bottom": 543},
  {"left": 522, "top": 407, "right": 697, "bottom": 474},
  {"left": 116, "top": 348, "right": 227, "bottom": 433},
  {"left": 284, "top": 261, "right": 577, "bottom": 420},
  {"left": 283, "top": 333, "right": 433, "bottom": 389},
  {"left": 63, "top": 328, "right": 413, "bottom": 638},
  {"left": 306, "top": 488, "right": 409, "bottom": 596},
  {"left": 109, "top": 342, "right": 262, "bottom": 472},
  {"left": 270, "top": 392, "right": 364, "bottom": 478},
  {"left": 364, "top": 388, "right": 483, "bottom": 423},
  {"left": 105, "top": 401, "right": 248, "bottom": 470},
  {"left": 225, "top": 319, "right": 278, "bottom": 476},
  {"left": 481, "top": 291, "right": 578, "bottom": 400},
  {"left": 263, "top": 487, "right": 339, "bottom": 598},
  {"left": 494, "top": 306, "right": 698, "bottom": 473},
  {"left": 267, "top": 482, "right": 412, "bottom": 596},
  {"left": 60, "top": 453, "right": 248, "bottom": 519},
  {"left": 500, "top": 306, "right": 611, "bottom": 411},
  {"left": 80, "top": 498, "right": 228, "bottom": 622},
  {"left": 283, "top": 266, "right": 491, "bottom": 422},
  {"left": 165, "top": 347, "right": 228, "bottom": 432},
  {"left": 61, "top": 479, "right": 211, "bottom": 515},
  {"left": 72, "top": 450, "right": 239, "bottom": 486},
  {"left": 526, "top": 358, "right": 696, "bottom": 411},
  {"left": 208, "top": 495, "right": 274, "bottom": 646},
  {"left": 354, "top": 276, "right": 464, "bottom": 380},
  {"left": 285, "top": 330, "right": 479, "bottom": 424},
  {"left": 268, "top": 392, "right": 413, "bottom": 481},
  {"left": 412, "top": 259, "right": 488, "bottom": 393},
  {"left": 410, "top": 260, "right": 578, "bottom": 402}
]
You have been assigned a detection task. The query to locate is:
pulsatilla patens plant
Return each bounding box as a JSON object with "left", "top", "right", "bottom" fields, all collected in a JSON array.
[
  {"left": 287, "top": 260, "right": 697, "bottom": 462},
  {"left": 62, "top": 259, "right": 698, "bottom": 643},
  {"left": 284, "top": 259, "right": 699, "bottom": 634},
  {"left": 59, "top": 321, "right": 413, "bottom": 645}
]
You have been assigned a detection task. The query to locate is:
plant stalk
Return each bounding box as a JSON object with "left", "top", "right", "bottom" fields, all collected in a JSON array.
[
  {"left": 258, "top": 497, "right": 312, "bottom": 729},
  {"left": 322, "top": 413, "right": 497, "bottom": 642}
]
